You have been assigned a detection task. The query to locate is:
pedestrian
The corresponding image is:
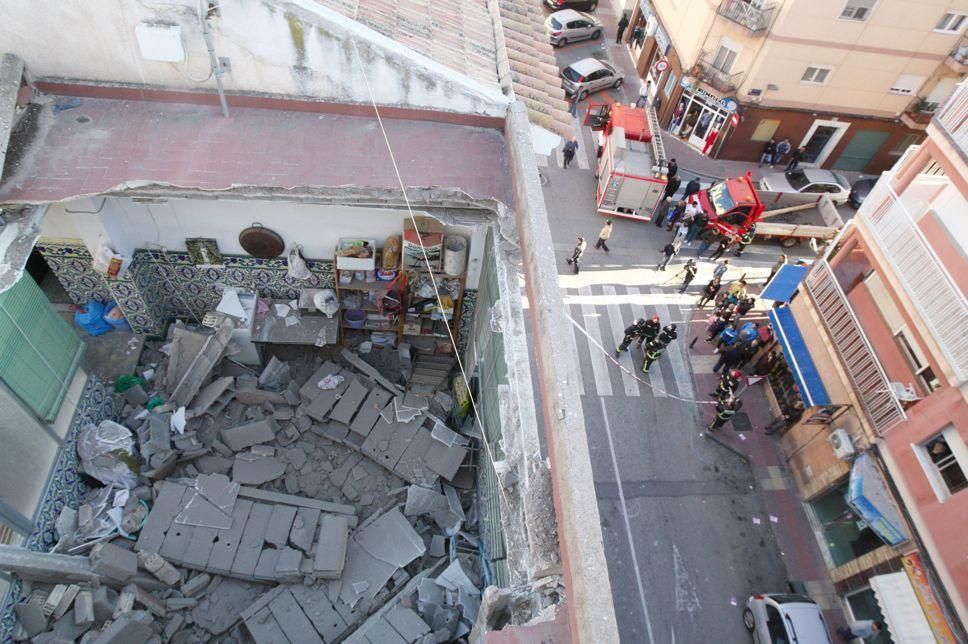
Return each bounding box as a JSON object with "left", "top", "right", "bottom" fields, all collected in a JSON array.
[
  {"left": 595, "top": 219, "right": 613, "bottom": 252},
  {"left": 673, "top": 220, "right": 691, "bottom": 246},
  {"left": 637, "top": 315, "right": 661, "bottom": 347},
  {"left": 563, "top": 137, "right": 579, "bottom": 168},
  {"left": 568, "top": 92, "right": 580, "bottom": 118},
  {"left": 774, "top": 137, "right": 791, "bottom": 167},
  {"left": 677, "top": 259, "right": 698, "bottom": 293},
  {"left": 767, "top": 254, "right": 787, "bottom": 283},
  {"left": 710, "top": 369, "right": 741, "bottom": 401},
  {"left": 696, "top": 277, "right": 721, "bottom": 308},
  {"left": 712, "top": 258, "right": 729, "bottom": 280},
  {"left": 662, "top": 175, "right": 682, "bottom": 202},
  {"left": 785, "top": 146, "right": 805, "bottom": 173},
  {"left": 733, "top": 224, "right": 756, "bottom": 256},
  {"left": 657, "top": 239, "right": 680, "bottom": 271},
  {"left": 751, "top": 349, "right": 777, "bottom": 377},
  {"left": 635, "top": 81, "right": 652, "bottom": 108},
  {"left": 764, "top": 400, "right": 805, "bottom": 435},
  {"left": 733, "top": 296, "right": 755, "bottom": 324},
  {"left": 714, "top": 325, "right": 739, "bottom": 352},
  {"left": 683, "top": 177, "right": 701, "bottom": 200},
  {"left": 727, "top": 278, "right": 748, "bottom": 300},
  {"left": 737, "top": 339, "right": 760, "bottom": 369},
  {"left": 738, "top": 321, "right": 760, "bottom": 344},
  {"left": 653, "top": 196, "right": 673, "bottom": 226},
  {"left": 705, "top": 311, "right": 733, "bottom": 342},
  {"left": 702, "top": 127, "right": 719, "bottom": 156},
  {"left": 758, "top": 137, "right": 777, "bottom": 168},
  {"left": 666, "top": 199, "right": 686, "bottom": 229},
  {"left": 616, "top": 12, "right": 629, "bottom": 43},
  {"left": 566, "top": 236, "right": 586, "bottom": 274},
  {"left": 713, "top": 342, "right": 745, "bottom": 374},
  {"left": 709, "top": 238, "right": 732, "bottom": 261},
  {"left": 666, "top": 158, "right": 678, "bottom": 180},
  {"left": 631, "top": 24, "right": 645, "bottom": 47},
  {"left": 656, "top": 323, "right": 678, "bottom": 347},
  {"left": 707, "top": 398, "right": 742, "bottom": 432},
  {"left": 615, "top": 317, "right": 646, "bottom": 355},
  {"left": 641, "top": 339, "right": 665, "bottom": 374},
  {"left": 685, "top": 210, "right": 708, "bottom": 244}
]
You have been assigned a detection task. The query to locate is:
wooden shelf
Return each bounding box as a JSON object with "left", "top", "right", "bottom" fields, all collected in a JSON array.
[{"left": 337, "top": 278, "right": 393, "bottom": 291}]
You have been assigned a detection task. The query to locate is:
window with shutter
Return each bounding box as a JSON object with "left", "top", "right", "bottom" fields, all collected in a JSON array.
[
  {"left": 840, "top": 0, "right": 876, "bottom": 21},
  {"left": 801, "top": 66, "right": 832, "bottom": 84}
]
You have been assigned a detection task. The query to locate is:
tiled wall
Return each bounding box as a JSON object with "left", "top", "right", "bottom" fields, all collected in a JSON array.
[{"left": 457, "top": 289, "right": 477, "bottom": 354}]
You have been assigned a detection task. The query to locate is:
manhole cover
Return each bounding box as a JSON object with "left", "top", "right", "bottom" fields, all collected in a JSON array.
[
  {"left": 731, "top": 411, "right": 753, "bottom": 432},
  {"left": 75, "top": 116, "right": 91, "bottom": 124}
]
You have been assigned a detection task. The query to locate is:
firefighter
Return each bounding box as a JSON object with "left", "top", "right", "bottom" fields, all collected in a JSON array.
[
  {"left": 707, "top": 398, "right": 743, "bottom": 432},
  {"left": 636, "top": 315, "right": 661, "bottom": 348},
  {"left": 733, "top": 224, "right": 757, "bottom": 257},
  {"left": 656, "top": 323, "right": 678, "bottom": 347},
  {"left": 616, "top": 318, "right": 647, "bottom": 355},
  {"left": 641, "top": 339, "right": 666, "bottom": 374},
  {"left": 711, "top": 369, "right": 742, "bottom": 402}
]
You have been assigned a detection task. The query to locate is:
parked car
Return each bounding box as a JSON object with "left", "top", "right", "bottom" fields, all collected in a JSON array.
[
  {"left": 560, "top": 58, "right": 623, "bottom": 101},
  {"left": 744, "top": 594, "right": 833, "bottom": 644},
  {"left": 543, "top": 0, "right": 600, "bottom": 11},
  {"left": 848, "top": 177, "right": 877, "bottom": 208},
  {"left": 759, "top": 169, "right": 851, "bottom": 205},
  {"left": 545, "top": 9, "right": 602, "bottom": 47}
]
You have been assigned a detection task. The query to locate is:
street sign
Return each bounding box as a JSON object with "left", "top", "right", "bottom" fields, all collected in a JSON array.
[
  {"left": 730, "top": 113, "right": 740, "bottom": 127},
  {"left": 654, "top": 58, "right": 669, "bottom": 72},
  {"left": 722, "top": 98, "right": 738, "bottom": 112}
]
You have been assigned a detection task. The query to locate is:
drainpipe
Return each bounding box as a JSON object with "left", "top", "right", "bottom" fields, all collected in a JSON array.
[{"left": 199, "top": 1, "right": 229, "bottom": 117}]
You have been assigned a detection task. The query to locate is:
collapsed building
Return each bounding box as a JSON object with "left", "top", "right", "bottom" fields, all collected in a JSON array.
[{"left": 0, "top": 0, "right": 618, "bottom": 641}]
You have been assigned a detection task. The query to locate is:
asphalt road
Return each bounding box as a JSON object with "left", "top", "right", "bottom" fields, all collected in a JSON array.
[{"left": 534, "top": 25, "right": 812, "bottom": 644}]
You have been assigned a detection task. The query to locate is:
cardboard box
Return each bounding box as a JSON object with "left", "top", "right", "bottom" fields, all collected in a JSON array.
[
  {"left": 336, "top": 239, "right": 377, "bottom": 271},
  {"left": 402, "top": 217, "right": 444, "bottom": 271}
]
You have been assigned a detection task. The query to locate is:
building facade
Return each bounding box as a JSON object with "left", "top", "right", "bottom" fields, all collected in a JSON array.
[{"left": 624, "top": 0, "right": 968, "bottom": 174}]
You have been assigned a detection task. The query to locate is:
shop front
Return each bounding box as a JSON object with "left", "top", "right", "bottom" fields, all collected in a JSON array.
[{"left": 669, "top": 85, "right": 732, "bottom": 153}]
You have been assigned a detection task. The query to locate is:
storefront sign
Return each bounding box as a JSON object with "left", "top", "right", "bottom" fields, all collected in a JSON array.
[
  {"left": 680, "top": 77, "right": 693, "bottom": 89},
  {"left": 655, "top": 26, "right": 670, "bottom": 55},
  {"left": 722, "top": 98, "right": 739, "bottom": 112},
  {"left": 639, "top": 0, "right": 652, "bottom": 16},
  {"left": 902, "top": 553, "right": 958, "bottom": 644}
]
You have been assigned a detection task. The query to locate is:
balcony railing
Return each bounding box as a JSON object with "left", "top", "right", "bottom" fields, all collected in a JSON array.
[
  {"left": 717, "top": 0, "right": 776, "bottom": 33},
  {"left": 935, "top": 80, "right": 968, "bottom": 158},
  {"left": 859, "top": 178, "right": 968, "bottom": 383},
  {"left": 805, "top": 260, "right": 906, "bottom": 435},
  {"left": 698, "top": 56, "right": 744, "bottom": 94}
]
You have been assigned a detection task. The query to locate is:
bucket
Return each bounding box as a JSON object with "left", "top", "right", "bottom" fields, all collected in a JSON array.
[
  {"left": 344, "top": 309, "right": 367, "bottom": 329},
  {"left": 443, "top": 235, "right": 468, "bottom": 276}
]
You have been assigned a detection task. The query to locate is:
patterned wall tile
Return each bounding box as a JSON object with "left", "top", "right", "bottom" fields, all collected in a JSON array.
[{"left": 457, "top": 289, "right": 477, "bottom": 354}]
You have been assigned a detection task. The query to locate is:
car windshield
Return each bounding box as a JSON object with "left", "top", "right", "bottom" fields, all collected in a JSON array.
[
  {"left": 833, "top": 173, "right": 850, "bottom": 189},
  {"left": 785, "top": 170, "right": 810, "bottom": 190},
  {"left": 562, "top": 67, "right": 584, "bottom": 82},
  {"left": 550, "top": 17, "right": 562, "bottom": 30},
  {"left": 708, "top": 182, "right": 736, "bottom": 215}
]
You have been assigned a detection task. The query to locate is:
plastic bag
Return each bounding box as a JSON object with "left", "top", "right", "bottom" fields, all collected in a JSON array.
[
  {"left": 74, "top": 301, "right": 113, "bottom": 336},
  {"left": 76, "top": 420, "right": 139, "bottom": 488},
  {"left": 287, "top": 244, "right": 311, "bottom": 280},
  {"left": 103, "top": 303, "right": 131, "bottom": 331},
  {"left": 114, "top": 375, "right": 147, "bottom": 393}
]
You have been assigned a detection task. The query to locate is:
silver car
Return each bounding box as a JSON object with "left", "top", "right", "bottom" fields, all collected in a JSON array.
[
  {"left": 759, "top": 168, "right": 851, "bottom": 204},
  {"left": 560, "top": 58, "right": 624, "bottom": 101},
  {"left": 546, "top": 10, "right": 602, "bottom": 47},
  {"left": 744, "top": 593, "right": 833, "bottom": 644}
]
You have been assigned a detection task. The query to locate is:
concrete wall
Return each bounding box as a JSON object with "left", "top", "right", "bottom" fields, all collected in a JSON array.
[{"left": 0, "top": 0, "right": 507, "bottom": 117}]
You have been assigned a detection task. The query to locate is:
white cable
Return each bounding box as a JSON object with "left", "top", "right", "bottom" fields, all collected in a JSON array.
[{"left": 350, "top": 40, "right": 513, "bottom": 506}]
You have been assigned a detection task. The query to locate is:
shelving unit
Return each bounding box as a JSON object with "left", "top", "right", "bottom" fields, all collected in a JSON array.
[
  {"left": 334, "top": 249, "right": 405, "bottom": 344},
  {"left": 402, "top": 269, "right": 466, "bottom": 353}
]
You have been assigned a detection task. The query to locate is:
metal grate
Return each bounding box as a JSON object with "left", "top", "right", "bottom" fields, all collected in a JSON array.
[
  {"left": 805, "top": 261, "right": 906, "bottom": 434},
  {"left": 935, "top": 80, "right": 968, "bottom": 157}
]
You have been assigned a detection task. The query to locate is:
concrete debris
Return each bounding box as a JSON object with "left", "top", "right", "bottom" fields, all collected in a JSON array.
[
  {"left": 91, "top": 609, "right": 154, "bottom": 643},
  {"left": 232, "top": 453, "right": 287, "bottom": 485},
  {"left": 73, "top": 591, "right": 94, "bottom": 625},
  {"left": 14, "top": 592, "right": 48, "bottom": 636},
  {"left": 181, "top": 573, "right": 210, "bottom": 597},
  {"left": 220, "top": 418, "right": 278, "bottom": 452},
  {"left": 89, "top": 543, "right": 137, "bottom": 584}
]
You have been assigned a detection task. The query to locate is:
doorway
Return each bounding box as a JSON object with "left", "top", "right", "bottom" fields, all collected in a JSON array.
[
  {"left": 800, "top": 119, "right": 850, "bottom": 166},
  {"left": 834, "top": 130, "right": 889, "bottom": 171},
  {"left": 672, "top": 90, "right": 729, "bottom": 152}
]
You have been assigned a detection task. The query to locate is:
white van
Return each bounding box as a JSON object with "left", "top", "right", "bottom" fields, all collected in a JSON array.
[{"left": 744, "top": 593, "right": 833, "bottom": 643}]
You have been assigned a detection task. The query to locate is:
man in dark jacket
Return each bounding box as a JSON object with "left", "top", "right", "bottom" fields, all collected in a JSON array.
[
  {"left": 785, "top": 146, "right": 805, "bottom": 173},
  {"left": 759, "top": 138, "right": 776, "bottom": 167},
  {"left": 697, "top": 277, "right": 721, "bottom": 308},
  {"left": 712, "top": 342, "right": 745, "bottom": 374},
  {"left": 653, "top": 196, "right": 673, "bottom": 227},
  {"left": 616, "top": 13, "right": 630, "bottom": 43},
  {"left": 666, "top": 158, "right": 678, "bottom": 180},
  {"left": 707, "top": 399, "right": 742, "bottom": 432},
  {"left": 616, "top": 318, "right": 646, "bottom": 355},
  {"left": 685, "top": 210, "right": 708, "bottom": 244},
  {"left": 677, "top": 259, "right": 698, "bottom": 293},
  {"left": 683, "top": 177, "right": 701, "bottom": 200},
  {"left": 637, "top": 315, "right": 661, "bottom": 347},
  {"left": 656, "top": 324, "right": 678, "bottom": 347},
  {"left": 657, "top": 241, "right": 679, "bottom": 271},
  {"left": 641, "top": 339, "right": 665, "bottom": 374},
  {"left": 662, "top": 175, "right": 682, "bottom": 202}
]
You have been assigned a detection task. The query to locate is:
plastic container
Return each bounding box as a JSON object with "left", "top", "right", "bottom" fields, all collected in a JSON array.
[
  {"left": 103, "top": 303, "right": 131, "bottom": 331},
  {"left": 443, "top": 235, "right": 468, "bottom": 276},
  {"left": 344, "top": 309, "right": 367, "bottom": 329}
]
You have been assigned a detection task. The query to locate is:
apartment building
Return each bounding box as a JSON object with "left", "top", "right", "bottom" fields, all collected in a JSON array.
[
  {"left": 624, "top": 0, "right": 968, "bottom": 173},
  {"left": 753, "top": 81, "right": 967, "bottom": 641}
]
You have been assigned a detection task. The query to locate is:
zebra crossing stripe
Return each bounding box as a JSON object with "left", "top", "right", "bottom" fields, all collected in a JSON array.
[
  {"left": 578, "top": 285, "right": 613, "bottom": 397},
  {"left": 602, "top": 285, "right": 641, "bottom": 397}
]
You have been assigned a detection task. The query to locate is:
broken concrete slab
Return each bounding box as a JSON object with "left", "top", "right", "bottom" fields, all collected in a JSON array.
[
  {"left": 289, "top": 508, "right": 321, "bottom": 554},
  {"left": 91, "top": 587, "right": 117, "bottom": 623},
  {"left": 51, "top": 584, "right": 81, "bottom": 620},
  {"left": 264, "top": 504, "right": 298, "bottom": 548},
  {"left": 274, "top": 547, "right": 304, "bottom": 583},
  {"left": 357, "top": 616, "right": 409, "bottom": 643},
  {"left": 253, "top": 548, "right": 280, "bottom": 582},
  {"left": 251, "top": 444, "right": 275, "bottom": 457},
  {"left": 122, "top": 583, "right": 166, "bottom": 617},
  {"left": 181, "top": 573, "right": 210, "bottom": 597},
  {"left": 188, "top": 376, "right": 234, "bottom": 417},
  {"left": 219, "top": 418, "right": 278, "bottom": 452},
  {"left": 14, "top": 594, "right": 48, "bottom": 637},
  {"left": 423, "top": 426, "right": 470, "bottom": 481},
  {"left": 234, "top": 388, "right": 289, "bottom": 405},
  {"left": 170, "top": 319, "right": 235, "bottom": 407},
  {"left": 313, "top": 514, "right": 349, "bottom": 579},
  {"left": 298, "top": 361, "right": 343, "bottom": 402},
  {"left": 138, "top": 552, "right": 182, "bottom": 587},
  {"left": 349, "top": 387, "right": 393, "bottom": 438},
  {"left": 404, "top": 486, "right": 450, "bottom": 518},
  {"left": 112, "top": 590, "right": 135, "bottom": 619},
  {"left": 136, "top": 482, "right": 190, "bottom": 554},
  {"left": 181, "top": 525, "right": 221, "bottom": 570},
  {"left": 231, "top": 503, "right": 272, "bottom": 579},
  {"left": 356, "top": 508, "right": 426, "bottom": 568},
  {"left": 305, "top": 374, "right": 353, "bottom": 421},
  {"left": 258, "top": 356, "right": 291, "bottom": 390},
  {"left": 245, "top": 606, "right": 289, "bottom": 644},
  {"left": 329, "top": 379, "right": 370, "bottom": 425},
  {"left": 205, "top": 499, "right": 252, "bottom": 576},
  {"left": 289, "top": 583, "right": 348, "bottom": 641},
  {"left": 232, "top": 454, "right": 287, "bottom": 485},
  {"left": 194, "top": 454, "right": 232, "bottom": 475},
  {"left": 236, "top": 486, "right": 356, "bottom": 516},
  {"left": 89, "top": 543, "right": 137, "bottom": 584},
  {"left": 361, "top": 413, "right": 423, "bottom": 472},
  {"left": 341, "top": 349, "right": 404, "bottom": 394},
  {"left": 268, "top": 587, "right": 325, "bottom": 643},
  {"left": 91, "top": 609, "right": 154, "bottom": 644}
]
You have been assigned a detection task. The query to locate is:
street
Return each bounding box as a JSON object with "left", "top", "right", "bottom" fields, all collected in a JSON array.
[{"left": 535, "top": 16, "right": 817, "bottom": 643}]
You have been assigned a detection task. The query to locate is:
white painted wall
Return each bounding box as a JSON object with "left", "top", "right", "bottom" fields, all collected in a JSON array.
[
  {"left": 1, "top": 0, "right": 507, "bottom": 117},
  {"left": 40, "top": 197, "right": 486, "bottom": 288}
]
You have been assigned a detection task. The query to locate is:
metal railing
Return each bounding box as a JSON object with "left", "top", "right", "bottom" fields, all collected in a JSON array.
[
  {"left": 805, "top": 260, "right": 906, "bottom": 435},
  {"left": 698, "top": 55, "right": 745, "bottom": 94},
  {"left": 717, "top": 0, "right": 776, "bottom": 32},
  {"left": 860, "top": 178, "right": 968, "bottom": 383},
  {"left": 935, "top": 80, "right": 968, "bottom": 157},
  {"left": 951, "top": 34, "right": 968, "bottom": 65}
]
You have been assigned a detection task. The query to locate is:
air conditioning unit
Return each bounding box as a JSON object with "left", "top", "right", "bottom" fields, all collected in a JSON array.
[{"left": 829, "top": 428, "right": 855, "bottom": 460}]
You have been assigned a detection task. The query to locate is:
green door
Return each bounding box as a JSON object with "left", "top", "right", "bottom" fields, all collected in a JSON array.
[{"left": 833, "top": 130, "right": 890, "bottom": 171}]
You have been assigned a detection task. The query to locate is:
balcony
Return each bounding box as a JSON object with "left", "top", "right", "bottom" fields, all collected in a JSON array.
[
  {"left": 697, "top": 56, "right": 744, "bottom": 95},
  {"left": 900, "top": 97, "right": 935, "bottom": 131},
  {"left": 804, "top": 260, "right": 906, "bottom": 435},
  {"left": 935, "top": 79, "right": 968, "bottom": 159},
  {"left": 717, "top": 0, "right": 776, "bottom": 34},
  {"left": 945, "top": 35, "right": 968, "bottom": 73}
]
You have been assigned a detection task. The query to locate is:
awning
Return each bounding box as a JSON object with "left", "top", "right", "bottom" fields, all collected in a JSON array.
[
  {"left": 848, "top": 453, "right": 909, "bottom": 546},
  {"left": 870, "top": 572, "right": 935, "bottom": 643},
  {"left": 761, "top": 264, "right": 809, "bottom": 302},
  {"left": 768, "top": 306, "right": 831, "bottom": 407}
]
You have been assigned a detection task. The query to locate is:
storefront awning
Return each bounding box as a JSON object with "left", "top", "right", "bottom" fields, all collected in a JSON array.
[
  {"left": 848, "top": 453, "right": 909, "bottom": 546},
  {"left": 761, "top": 264, "right": 810, "bottom": 302},
  {"left": 870, "top": 572, "right": 935, "bottom": 643},
  {"left": 768, "top": 307, "right": 831, "bottom": 407}
]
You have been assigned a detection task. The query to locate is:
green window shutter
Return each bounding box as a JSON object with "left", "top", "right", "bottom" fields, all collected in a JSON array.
[{"left": 0, "top": 276, "right": 82, "bottom": 421}]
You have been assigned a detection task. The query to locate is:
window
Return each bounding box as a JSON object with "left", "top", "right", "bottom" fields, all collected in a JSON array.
[
  {"left": 840, "top": 0, "right": 876, "bottom": 21},
  {"left": 712, "top": 42, "right": 740, "bottom": 74},
  {"left": 765, "top": 605, "right": 789, "bottom": 642},
  {"left": 935, "top": 12, "right": 967, "bottom": 33},
  {"left": 895, "top": 329, "right": 942, "bottom": 392},
  {"left": 751, "top": 118, "right": 781, "bottom": 142},
  {"left": 889, "top": 133, "right": 920, "bottom": 155},
  {"left": 889, "top": 74, "right": 926, "bottom": 95},
  {"left": 663, "top": 71, "right": 677, "bottom": 97},
  {"left": 921, "top": 430, "right": 968, "bottom": 497},
  {"left": 801, "top": 66, "right": 832, "bottom": 84}
]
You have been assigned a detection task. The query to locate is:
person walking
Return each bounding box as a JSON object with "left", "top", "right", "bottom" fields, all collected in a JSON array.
[
  {"left": 738, "top": 321, "right": 760, "bottom": 344},
  {"left": 635, "top": 81, "right": 652, "bottom": 108},
  {"left": 685, "top": 210, "right": 708, "bottom": 244},
  {"left": 774, "top": 137, "right": 791, "bottom": 167},
  {"left": 727, "top": 278, "right": 748, "bottom": 300},
  {"left": 712, "top": 259, "right": 729, "bottom": 280},
  {"left": 563, "top": 137, "right": 579, "bottom": 168},
  {"left": 653, "top": 197, "right": 673, "bottom": 227},
  {"left": 707, "top": 398, "right": 742, "bottom": 432},
  {"left": 595, "top": 219, "right": 613, "bottom": 252},
  {"left": 641, "top": 339, "right": 666, "bottom": 374},
  {"left": 785, "top": 146, "right": 805, "bottom": 173},
  {"left": 566, "top": 236, "right": 586, "bottom": 274},
  {"left": 705, "top": 311, "right": 733, "bottom": 342},
  {"left": 709, "top": 238, "right": 732, "bottom": 261},
  {"left": 616, "top": 317, "right": 646, "bottom": 355},
  {"left": 637, "top": 315, "right": 661, "bottom": 347},
  {"left": 661, "top": 175, "right": 682, "bottom": 202},
  {"left": 673, "top": 217, "right": 691, "bottom": 245},
  {"left": 615, "top": 12, "right": 629, "bottom": 43},
  {"left": 666, "top": 199, "right": 687, "bottom": 229},
  {"left": 657, "top": 240, "right": 680, "bottom": 271},
  {"left": 767, "top": 254, "right": 787, "bottom": 283},
  {"left": 758, "top": 137, "right": 777, "bottom": 168},
  {"left": 733, "top": 224, "right": 756, "bottom": 256},
  {"left": 568, "top": 92, "right": 580, "bottom": 118},
  {"left": 677, "top": 259, "right": 698, "bottom": 293},
  {"left": 666, "top": 158, "right": 678, "bottom": 180},
  {"left": 714, "top": 324, "right": 739, "bottom": 353},
  {"left": 713, "top": 342, "right": 745, "bottom": 374},
  {"left": 683, "top": 177, "right": 701, "bottom": 200},
  {"left": 696, "top": 277, "right": 721, "bottom": 308},
  {"left": 631, "top": 24, "right": 645, "bottom": 47}
]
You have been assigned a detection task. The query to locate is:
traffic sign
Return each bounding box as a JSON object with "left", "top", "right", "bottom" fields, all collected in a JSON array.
[
  {"left": 730, "top": 113, "right": 740, "bottom": 127},
  {"left": 722, "top": 98, "right": 738, "bottom": 112},
  {"left": 654, "top": 58, "right": 669, "bottom": 72}
]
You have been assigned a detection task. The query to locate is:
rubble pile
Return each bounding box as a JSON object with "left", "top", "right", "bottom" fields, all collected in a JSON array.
[{"left": 6, "top": 317, "right": 488, "bottom": 643}]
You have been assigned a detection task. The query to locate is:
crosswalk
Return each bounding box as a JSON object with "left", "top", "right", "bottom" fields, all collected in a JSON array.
[{"left": 565, "top": 283, "right": 698, "bottom": 399}]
